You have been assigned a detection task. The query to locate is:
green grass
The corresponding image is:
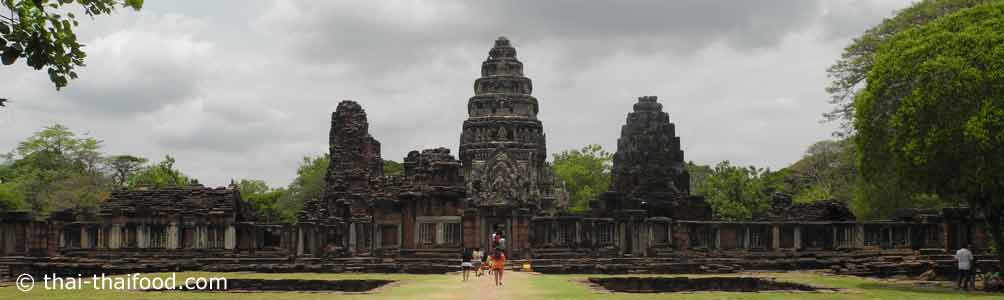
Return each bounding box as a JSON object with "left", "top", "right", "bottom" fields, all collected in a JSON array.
[
  {"left": 1, "top": 271, "right": 1000, "bottom": 300},
  {"left": 531, "top": 272, "right": 1004, "bottom": 300}
]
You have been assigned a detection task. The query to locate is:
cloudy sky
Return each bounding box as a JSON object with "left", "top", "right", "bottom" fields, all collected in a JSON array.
[{"left": 0, "top": 0, "right": 913, "bottom": 187}]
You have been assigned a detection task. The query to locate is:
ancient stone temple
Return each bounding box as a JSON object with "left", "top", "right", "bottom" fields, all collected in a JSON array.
[
  {"left": 0, "top": 37, "right": 996, "bottom": 280},
  {"left": 459, "top": 36, "right": 565, "bottom": 256}
]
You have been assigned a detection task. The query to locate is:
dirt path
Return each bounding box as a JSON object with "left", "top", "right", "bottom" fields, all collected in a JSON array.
[{"left": 453, "top": 270, "right": 533, "bottom": 300}]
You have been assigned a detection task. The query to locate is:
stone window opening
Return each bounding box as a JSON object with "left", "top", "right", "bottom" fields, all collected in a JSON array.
[
  {"left": 148, "top": 225, "right": 167, "bottom": 249},
  {"left": 207, "top": 226, "right": 225, "bottom": 249},
  {"left": 444, "top": 223, "right": 462, "bottom": 245},
  {"left": 558, "top": 223, "right": 575, "bottom": 246},
  {"left": 420, "top": 223, "right": 436, "bottom": 245},
  {"left": 747, "top": 226, "right": 770, "bottom": 250},
  {"left": 689, "top": 225, "right": 715, "bottom": 249},
  {"left": 652, "top": 223, "right": 669, "bottom": 245},
  {"left": 595, "top": 223, "right": 614, "bottom": 245},
  {"left": 63, "top": 227, "right": 81, "bottom": 248},
  {"left": 834, "top": 225, "right": 856, "bottom": 249}
]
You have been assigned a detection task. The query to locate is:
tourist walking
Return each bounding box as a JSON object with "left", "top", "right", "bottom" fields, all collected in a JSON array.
[
  {"left": 955, "top": 244, "right": 974, "bottom": 290},
  {"left": 497, "top": 233, "right": 507, "bottom": 252},
  {"left": 472, "top": 247, "right": 483, "bottom": 277},
  {"left": 461, "top": 247, "right": 474, "bottom": 281},
  {"left": 492, "top": 251, "right": 506, "bottom": 287}
]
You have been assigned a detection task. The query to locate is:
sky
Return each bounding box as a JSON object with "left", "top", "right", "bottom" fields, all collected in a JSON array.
[{"left": 0, "top": 0, "right": 914, "bottom": 188}]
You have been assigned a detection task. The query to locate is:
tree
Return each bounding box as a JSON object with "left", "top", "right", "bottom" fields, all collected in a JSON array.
[
  {"left": 685, "top": 161, "right": 713, "bottom": 193},
  {"left": 382, "top": 160, "right": 403, "bottom": 175},
  {"left": 235, "top": 179, "right": 287, "bottom": 223},
  {"left": 0, "top": 182, "right": 27, "bottom": 211},
  {"left": 823, "top": 0, "right": 994, "bottom": 136},
  {"left": 126, "top": 155, "right": 192, "bottom": 188},
  {"left": 694, "top": 161, "right": 780, "bottom": 221},
  {"left": 277, "top": 155, "right": 328, "bottom": 222},
  {"left": 1, "top": 0, "right": 143, "bottom": 89},
  {"left": 3, "top": 124, "right": 107, "bottom": 214},
  {"left": 106, "top": 154, "right": 146, "bottom": 186},
  {"left": 552, "top": 144, "right": 612, "bottom": 213},
  {"left": 854, "top": 3, "right": 1004, "bottom": 269},
  {"left": 786, "top": 139, "right": 857, "bottom": 203}
]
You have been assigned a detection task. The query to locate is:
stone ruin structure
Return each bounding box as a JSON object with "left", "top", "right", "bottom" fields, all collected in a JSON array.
[{"left": 0, "top": 37, "right": 997, "bottom": 280}]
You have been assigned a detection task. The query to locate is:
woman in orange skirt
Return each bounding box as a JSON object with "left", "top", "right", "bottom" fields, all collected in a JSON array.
[{"left": 492, "top": 251, "right": 506, "bottom": 287}]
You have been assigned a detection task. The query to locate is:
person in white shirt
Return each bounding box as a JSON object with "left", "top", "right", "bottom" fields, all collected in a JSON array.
[{"left": 955, "top": 244, "right": 974, "bottom": 290}]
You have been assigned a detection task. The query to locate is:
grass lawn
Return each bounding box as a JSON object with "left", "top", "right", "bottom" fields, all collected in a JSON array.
[{"left": 1, "top": 271, "right": 1000, "bottom": 300}]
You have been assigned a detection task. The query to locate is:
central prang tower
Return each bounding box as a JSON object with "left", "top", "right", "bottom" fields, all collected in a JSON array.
[{"left": 459, "top": 37, "right": 553, "bottom": 211}]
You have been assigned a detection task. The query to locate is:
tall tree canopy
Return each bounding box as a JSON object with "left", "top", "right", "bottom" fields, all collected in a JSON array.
[
  {"left": 855, "top": 2, "right": 1004, "bottom": 267},
  {"left": 824, "top": 0, "right": 995, "bottom": 136},
  {"left": 105, "top": 154, "right": 146, "bottom": 187},
  {"left": 236, "top": 179, "right": 289, "bottom": 223},
  {"left": 126, "top": 155, "right": 191, "bottom": 188},
  {"left": 1, "top": 0, "right": 143, "bottom": 89},
  {"left": 552, "top": 144, "right": 612, "bottom": 213},
  {"left": 693, "top": 161, "right": 783, "bottom": 221},
  {"left": 2, "top": 124, "right": 106, "bottom": 214}
]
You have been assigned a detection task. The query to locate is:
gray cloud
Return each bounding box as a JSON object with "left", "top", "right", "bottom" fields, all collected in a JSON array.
[{"left": 0, "top": 0, "right": 914, "bottom": 187}]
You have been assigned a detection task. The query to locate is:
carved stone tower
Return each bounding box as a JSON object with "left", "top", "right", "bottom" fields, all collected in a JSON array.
[
  {"left": 459, "top": 37, "right": 549, "bottom": 210},
  {"left": 610, "top": 96, "right": 689, "bottom": 195}
]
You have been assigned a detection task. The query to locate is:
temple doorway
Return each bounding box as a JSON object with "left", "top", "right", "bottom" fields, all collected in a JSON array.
[{"left": 483, "top": 217, "right": 508, "bottom": 252}]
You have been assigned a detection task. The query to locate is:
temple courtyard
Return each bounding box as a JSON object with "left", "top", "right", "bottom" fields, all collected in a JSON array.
[{"left": 0, "top": 271, "right": 996, "bottom": 300}]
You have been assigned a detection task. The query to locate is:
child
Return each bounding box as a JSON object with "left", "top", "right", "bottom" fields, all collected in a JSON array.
[
  {"left": 492, "top": 251, "right": 506, "bottom": 287},
  {"left": 485, "top": 251, "right": 495, "bottom": 277}
]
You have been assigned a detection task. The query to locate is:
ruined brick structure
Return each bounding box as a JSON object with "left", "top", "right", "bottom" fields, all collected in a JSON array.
[{"left": 0, "top": 37, "right": 997, "bottom": 279}]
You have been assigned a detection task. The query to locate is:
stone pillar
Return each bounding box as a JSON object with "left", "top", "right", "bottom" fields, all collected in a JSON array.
[
  {"left": 110, "top": 225, "right": 121, "bottom": 249},
  {"left": 575, "top": 221, "right": 582, "bottom": 246},
  {"left": 793, "top": 226, "right": 802, "bottom": 250},
  {"left": 744, "top": 226, "right": 751, "bottom": 250},
  {"left": 348, "top": 223, "right": 357, "bottom": 253},
  {"left": 618, "top": 222, "right": 626, "bottom": 255},
  {"left": 832, "top": 226, "right": 838, "bottom": 249},
  {"left": 80, "top": 227, "right": 90, "bottom": 249},
  {"left": 137, "top": 225, "right": 148, "bottom": 249},
  {"left": 96, "top": 226, "right": 104, "bottom": 249},
  {"left": 772, "top": 225, "right": 780, "bottom": 250},
  {"left": 198, "top": 226, "right": 207, "bottom": 249},
  {"left": 667, "top": 222, "right": 673, "bottom": 247},
  {"left": 714, "top": 226, "right": 721, "bottom": 250},
  {"left": 296, "top": 227, "right": 304, "bottom": 255},
  {"left": 225, "top": 225, "right": 236, "bottom": 250},
  {"left": 856, "top": 224, "right": 865, "bottom": 248},
  {"left": 167, "top": 223, "right": 179, "bottom": 249},
  {"left": 59, "top": 229, "right": 65, "bottom": 248}
]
